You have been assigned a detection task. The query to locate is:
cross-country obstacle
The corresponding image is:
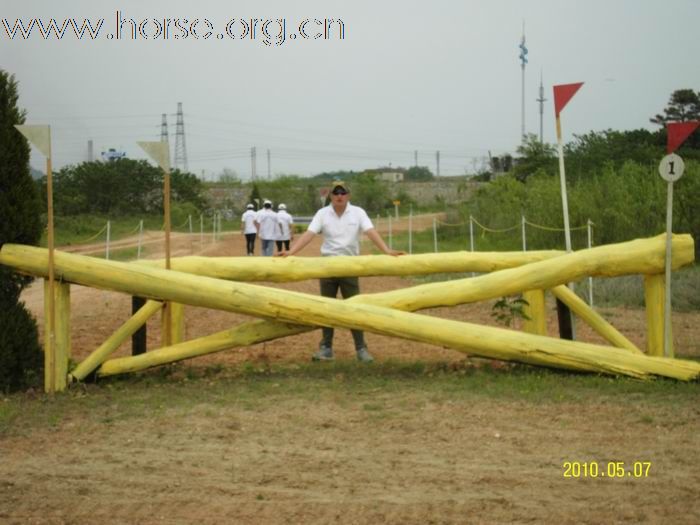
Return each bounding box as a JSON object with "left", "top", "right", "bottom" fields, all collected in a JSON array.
[{"left": 0, "top": 234, "right": 697, "bottom": 392}]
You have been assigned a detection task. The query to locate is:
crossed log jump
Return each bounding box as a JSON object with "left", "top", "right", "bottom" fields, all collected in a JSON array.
[{"left": 0, "top": 234, "right": 697, "bottom": 391}]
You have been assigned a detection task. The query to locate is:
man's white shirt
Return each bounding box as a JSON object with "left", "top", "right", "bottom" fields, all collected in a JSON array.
[
  {"left": 241, "top": 210, "right": 257, "bottom": 234},
  {"left": 307, "top": 203, "right": 374, "bottom": 256}
]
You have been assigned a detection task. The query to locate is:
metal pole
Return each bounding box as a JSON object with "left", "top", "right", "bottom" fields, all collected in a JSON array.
[
  {"left": 105, "top": 220, "right": 111, "bottom": 260},
  {"left": 663, "top": 181, "right": 674, "bottom": 357},
  {"left": 188, "top": 214, "right": 193, "bottom": 234},
  {"left": 521, "top": 215, "right": 527, "bottom": 252}
]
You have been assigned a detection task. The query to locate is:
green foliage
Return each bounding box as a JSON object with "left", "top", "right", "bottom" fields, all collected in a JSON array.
[
  {"left": 491, "top": 296, "right": 530, "bottom": 327},
  {"left": 39, "top": 160, "right": 206, "bottom": 216},
  {"left": 349, "top": 172, "right": 392, "bottom": 215},
  {"left": 564, "top": 129, "right": 664, "bottom": 180},
  {"left": 0, "top": 69, "right": 43, "bottom": 392},
  {"left": 250, "top": 176, "right": 323, "bottom": 214},
  {"left": 513, "top": 133, "right": 557, "bottom": 181},
  {"left": 0, "top": 300, "right": 43, "bottom": 393},
  {"left": 650, "top": 89, "right": 700, "bottom": 126},
  {"left": 248, "top": 183, "right": 261, "bottom": 210},
  {"left": 404, "top": 166, "right": 434, "bottom": 181}
]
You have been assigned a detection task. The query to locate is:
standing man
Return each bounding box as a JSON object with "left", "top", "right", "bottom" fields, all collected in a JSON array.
[
  {"left": 279, "top": 180, "right": 403, "bottom": 362},
  {"left": 255, "top": 199, "right": 278, "bottom": 257},
  {"left": 241, "top": 203, "right": 257, "bottom": 256},
  {"left": 275, "top": 203, "right": 294, "bottom": 253}
]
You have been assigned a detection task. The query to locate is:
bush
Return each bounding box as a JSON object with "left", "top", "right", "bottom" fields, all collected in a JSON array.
[
  {"left": 0, "top": 300, "right": 43, "bottom": 392},
  {"left": 0, "top": 69, "right": 43, "bottom": 392}
]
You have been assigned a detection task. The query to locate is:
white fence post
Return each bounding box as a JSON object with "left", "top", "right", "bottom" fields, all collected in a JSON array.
[
  {"left": 587, "top": 219, "right": 594, "bottom": 307},
  {"left": 521, "top": 215, "right": 527, "bottom": 252},
  {"left": 408, "top": 206, "right": 413, "bottom": 255},
  {"left": 469, "top": 215, "right": 475, "bottom": 277},
  {"left": 105, "top": 220, "right": 111, "bottom": 260},
  {"left": 137, "top": 219, "right": 143, "bottom": 260},
  {"left": 200, "top": 214, "right": 204, "bottom": 248},
  {"left": 388, "top": 213, "right": 393, "bottom": 250},
  {"left": 433, "top": 218, "right": 438, "bottom": 253}
]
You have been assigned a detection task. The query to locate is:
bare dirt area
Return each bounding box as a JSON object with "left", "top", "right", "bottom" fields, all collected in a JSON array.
[{"left": 3, "top": 220, "right": 700, "bottom": 524}]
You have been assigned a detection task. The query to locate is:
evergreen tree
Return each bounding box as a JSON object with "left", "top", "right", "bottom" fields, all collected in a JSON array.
[{"left": 0, "top": 70, "right": 43, "bottom": 392}]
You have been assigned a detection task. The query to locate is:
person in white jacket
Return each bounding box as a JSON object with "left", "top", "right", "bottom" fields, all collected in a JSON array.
[
  {"left": 275, "top": 203, "right": 294, "bottom": 253},
  {"left": 255, "top": 199, "right": 278, "bottom": 256},
  {"left": 240, "top": 204, "right": 258, "bottom": 255}
]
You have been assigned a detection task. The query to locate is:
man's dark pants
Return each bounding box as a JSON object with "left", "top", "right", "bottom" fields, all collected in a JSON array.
[{"left": 319, "top": 276, "right": 366, "bottom": 350}]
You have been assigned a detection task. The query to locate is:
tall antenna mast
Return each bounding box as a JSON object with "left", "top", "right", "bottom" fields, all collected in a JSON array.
[
  {"left": 174, "top": 102, "right": 189, "bottom": 172},
  {"left": 519, "top": 21, "right": 528, "bottom": 144},
  {"left": 536, "top": 71, "right": 547, "bottom": 143}
]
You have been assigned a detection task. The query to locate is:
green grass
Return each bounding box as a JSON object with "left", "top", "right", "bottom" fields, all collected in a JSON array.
[{"left": 1, "top": 361, "right": 697, "bottom": 438}]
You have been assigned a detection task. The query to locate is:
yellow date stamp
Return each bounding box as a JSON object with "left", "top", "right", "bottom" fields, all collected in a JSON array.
[{"left": 562, "top": 461, "right": 651, "bottom": 478}]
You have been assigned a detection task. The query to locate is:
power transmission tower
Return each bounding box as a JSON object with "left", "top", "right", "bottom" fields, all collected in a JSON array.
[
  {"left": 537, "top": 72, "right": 547, "bottom": 143},
  {"left": 173, "top": 102, "right": 188, "bottom": 172},
  {"left": 88, "top": 139, "right": 93, "bottom": 162},
  {"left": 414, "top": 150, "right": 418, "bottom": 167},
  {"left": 160, "top": 113, "right": 169, "bottom": 142},
  {"left": 436, "top": 150, "right": 440, "bottom": 177},
  {"left": 267, "top": 148, "right": 271, "bottom": 179}
]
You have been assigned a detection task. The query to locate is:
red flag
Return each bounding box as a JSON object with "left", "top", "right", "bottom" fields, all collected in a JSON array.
[
  {"left": 667, "top": 121, "right": 700, "bottom": 153},
  {"left": 553, "top": 82, "right": 584, "bottom": 117}
]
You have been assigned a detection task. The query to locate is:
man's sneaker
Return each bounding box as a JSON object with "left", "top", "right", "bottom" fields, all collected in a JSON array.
[
  {"left": 312, "top": 346, "right": 334, "bottom": 361},
  {"left": 356, "top": 347, "right": 374, "bottom": 363}
]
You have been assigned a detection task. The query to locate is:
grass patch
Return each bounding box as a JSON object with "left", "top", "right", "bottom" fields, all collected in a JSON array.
[{"left": 1, "top": 361, "right": 697, "bottom": 438}]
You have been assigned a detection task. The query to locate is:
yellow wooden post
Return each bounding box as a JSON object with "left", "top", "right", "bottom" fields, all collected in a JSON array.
[
  {"left": 44, "top": 279, "right": 70, "bottom": 392},
  {"left": 170, "top": 302, "right": 185, "bottom": 345},
  {"left": 522, "top": 289, "right": 547, "bottom": 336},
  {"left": 644, "top": 273, "right": 671, "bottom": 357}
]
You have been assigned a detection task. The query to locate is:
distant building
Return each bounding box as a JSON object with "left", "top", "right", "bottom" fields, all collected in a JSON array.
[
  {"left": 101, "top": 148, "right": 127, "bottom": 162},
  {"left": 380, "top": 171, "right": 404, "bottom": 183}
]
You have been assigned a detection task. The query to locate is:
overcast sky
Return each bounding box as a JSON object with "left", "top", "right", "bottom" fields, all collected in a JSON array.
[{"left": 4, "top": 0, "right": 699, "bottom": 179}]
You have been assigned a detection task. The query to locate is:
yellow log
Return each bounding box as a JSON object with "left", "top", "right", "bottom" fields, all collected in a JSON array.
[
  {"left": 352, "top": 234, "right": 694, "bottom": 312},
  {"left": 139, "top": 250, "right": 565, "bottom": 281},
  {"left": 69, "top": 299, "right": 162, "bottom": 381},
  {"left": 551, "top": 285, "right": 641, "bottom": 354},
  {"left": 100, "top": 320, "right": 308, "bottom": 376},
  {"left": 644, "top": 274, "right": 669, "bottom": 357},
  {"left": 170, "top": 302, "right": 185, "bottom": 345},
  {"left": 44, "top": 280, "right": 70, "bottom": 391},
  {"left": 522, "top": 290, "right": 547, "bottom": 336},
  {"left": 2, "top": 237, "right": 696, "bottom": 381}
]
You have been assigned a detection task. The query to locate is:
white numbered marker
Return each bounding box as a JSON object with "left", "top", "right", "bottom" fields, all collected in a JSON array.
[{"left": 658, "top": 153, "right": 685, "bottom": 182}]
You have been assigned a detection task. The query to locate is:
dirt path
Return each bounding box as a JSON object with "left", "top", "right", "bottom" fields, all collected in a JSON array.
[{"left": 5, "top": 217, "right": 700, "bottom": 524}]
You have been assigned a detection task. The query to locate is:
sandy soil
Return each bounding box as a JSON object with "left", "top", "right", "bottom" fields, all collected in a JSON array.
[{"left": 3, "top": 217, "right": 700, "bottom": 524}]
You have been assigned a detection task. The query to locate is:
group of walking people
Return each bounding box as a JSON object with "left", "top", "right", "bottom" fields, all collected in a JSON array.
[{"left": 240, "top": 200, "right": 294, "bottom": 256}]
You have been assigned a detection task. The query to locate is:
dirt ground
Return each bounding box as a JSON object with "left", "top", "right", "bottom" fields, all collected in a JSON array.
[{"left": 3, "top": 218, "right": 700, "bottom": 524}]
